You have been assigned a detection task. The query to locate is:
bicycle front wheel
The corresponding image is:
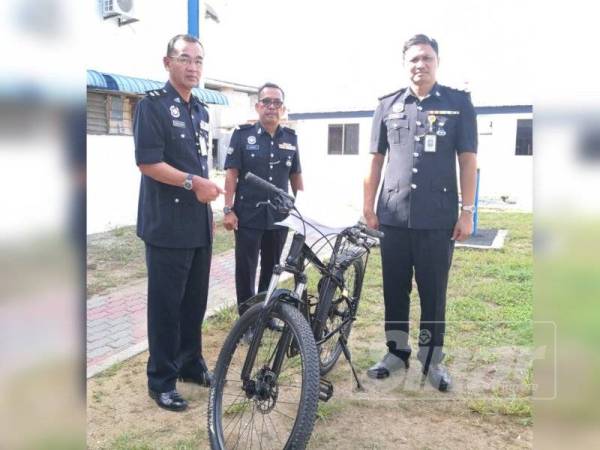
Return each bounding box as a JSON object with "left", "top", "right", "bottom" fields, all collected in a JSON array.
[{"left": 208, "top": 302, "right": 320, "bottom": 450}]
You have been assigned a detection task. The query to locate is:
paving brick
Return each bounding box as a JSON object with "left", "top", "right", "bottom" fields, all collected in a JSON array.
[
  {"left": 87, "top": 339, "right": 109, "bottom": 351},
  {"left": 87, "top": 346, "right": 111, "bottom": 358},
  {"left": 108, "top": 338, "right": 132, "bottom": 349},
  {"left": 110, "top": 329, "right": 132, "bottom": 341}
]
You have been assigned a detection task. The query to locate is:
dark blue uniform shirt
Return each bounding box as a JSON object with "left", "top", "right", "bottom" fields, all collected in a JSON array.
[
  {"left": 134, "top": 82, "right": 212, "bottom": 248},
  {"left": 370, "top": 83, "right": 477, "bottom": 229},
  {"left": 224, "top": 123, "right": 301, "bottom": 229}
]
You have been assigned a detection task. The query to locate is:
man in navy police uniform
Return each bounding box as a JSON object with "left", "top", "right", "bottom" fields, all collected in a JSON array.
[
  {"left": 363, "top": 34, "right": 478, "bottom": 391},
  {"left": 134, "top": 34, "right": 224, "bottom": 411},
  {"left": 223, "top": 83, "right": 303, "bottom": 329}
]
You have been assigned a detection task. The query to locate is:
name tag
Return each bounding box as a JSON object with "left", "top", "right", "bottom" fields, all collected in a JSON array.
[
  {"left": 279, "top": 142, "right": 296, "bottom": 151},
  {"left": 172, "top": 120, "right": 186, "bottom": 128},
  {"left": 427, "top": 110, "right": 460, "bottom": 115},
  {"left": 385, "top": 113, "right": 406, "bottom": 120},
  {"left": 246, "top": 144, "right": 260, "bottom": 150}
]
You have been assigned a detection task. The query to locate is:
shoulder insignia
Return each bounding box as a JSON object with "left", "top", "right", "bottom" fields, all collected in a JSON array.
[
  {"left": 282, "top": 126, "right": 296, "bottom": 135},
  {"left": 237, "top": 123, "right": 254, "bottom": 130},
  {"left": 145, "top": 89, "right": 166, "bottom": 99},
  {"left": 443, "top": 84, "right": 471, "bottom": 94},
  {"left": 378, "top": 88, "right": 406, "bottom": 101}
]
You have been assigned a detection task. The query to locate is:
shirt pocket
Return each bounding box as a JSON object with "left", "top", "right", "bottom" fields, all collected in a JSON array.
[
  {"left": 430, "top": 179, "right": 457, "bottom": 210},
  {"left": 386, "top": 119, "right": 409, "bottom": 145}
]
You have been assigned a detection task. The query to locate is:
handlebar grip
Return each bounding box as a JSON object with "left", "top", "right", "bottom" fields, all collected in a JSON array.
[
  {"left": 359, "top": 223, "right": 384, "bottom": 239},
  {"left": 244, "top": 172, "right": 295, "bottom": 203}
]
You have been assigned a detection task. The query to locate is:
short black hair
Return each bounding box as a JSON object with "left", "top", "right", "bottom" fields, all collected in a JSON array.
[
  {"left": 257, "top": 82, "right": 285, "bottom": 101},
  {"left": 166, "top": 34, "right": 204, "bottom": 56},
  {"left": 403, "top": 34, "right": 439, "bottom": 58}
]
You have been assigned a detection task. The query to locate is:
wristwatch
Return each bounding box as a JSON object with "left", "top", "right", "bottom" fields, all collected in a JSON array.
[
  {"left": 461, "top": 204, "right": 475, "bottom": 214},
  {"left": 223, "top": 206, "right": 233, "bottom": 215},
  {"left": 183, "top": 173, "right": 194, "bottom": 190}
]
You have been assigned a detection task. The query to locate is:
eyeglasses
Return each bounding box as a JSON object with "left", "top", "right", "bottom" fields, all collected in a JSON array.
[
  {"left": 259, "top": 98, "right": 284, "bottom": 108},
  {"left": 169, "top": 55, "right": 203, "bottom": 67}
]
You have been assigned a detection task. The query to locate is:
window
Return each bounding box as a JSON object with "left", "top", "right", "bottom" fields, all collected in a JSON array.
[
  {"left": 327, "top": 123, "right": 359, "bottom": 155},
  {"left": 86, "top": 91, "right": 140, "bottom": 136},
  {"left": 515, "top": 119, "right": 532, "bottom": 155}
]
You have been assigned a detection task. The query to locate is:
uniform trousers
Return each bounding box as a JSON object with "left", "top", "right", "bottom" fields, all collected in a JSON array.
[
  {"left": 234, "top": 226, "right": 288, "bottom": 314},
  {"left": 379, "top": 225, "right": 454, "bottom": 368},
  {"left": 145, "top": 243, "right": 211, "bottom": 392}
]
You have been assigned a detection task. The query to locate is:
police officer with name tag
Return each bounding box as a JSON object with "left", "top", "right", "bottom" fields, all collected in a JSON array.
[
  {"left": 134, "top": 34, "right": 224, "bottom": 411},
  {"left": 223, "top": 83, "right": 303, "bottom": 339},
  {"left": 363, "top": 34, "right": 478, "bottom": 391}
]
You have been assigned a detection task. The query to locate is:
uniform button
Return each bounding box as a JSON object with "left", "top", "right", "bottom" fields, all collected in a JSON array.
[
  {"left": 268, "top": 176, "right": 273, "bottom": 181},
  {"left": 417, "top": 105, "right": 423, "bottom": 111},
  {"left": 413, "top": 152, "right": 419, "bottom": 157},
  {"left": 271, "top": 141, "right": 274, "bottom": 146},
  {"left": 174, "top": 198, "right": 180, "bottom": 203},
  {"left": 269, "top": 165, "right": 273, "bottom": 170},
  {"left": 267, "top": 199, "right": 271, "bottom": 203},
  {"left": 180, "top": 133, "right": 185, "bottom": 138},
  {"left": 443, "top": 187, "right": 447, "bottom": 192},
  {"left": 416, "top": 120, "right": 422, "bottom": 126},
  {"left": 191, "top": 115, "right": 195, "bottom": 119},
  {"left": 414, "top": 136, "right": 420, "bottom": 142},
  {"left": 270, "top": 153, "right": 274, "bottom": 157},
  {"left": 411, "top": 184, "right": 417, "bottom": 189},
  {"left": 202, "top": 165, "right": 205, "bottom": 171},
  {"left": 412, "top": 168, "right": 418, "bottom": 173},
  {"left": 251, "top": 154, "right": 255, "bottom": 158}
]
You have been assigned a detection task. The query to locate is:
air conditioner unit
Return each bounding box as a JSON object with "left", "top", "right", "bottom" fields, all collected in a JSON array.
[{"left": 103, "top": 0, "right": 139, "bottom": 26}]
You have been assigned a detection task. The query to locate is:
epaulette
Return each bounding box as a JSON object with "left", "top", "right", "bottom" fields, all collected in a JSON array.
[
  {"left": 146, "top": 88, "right": 167, "bottom": 99},
  {"left": 282, "top": 126, "right": 296, "bottom": 135},
  {"left": 236, "top": 123, "right": 254, "bottom": 131},
  {"left": 378, "top": 88, "right": 406, "bottom": 101},
  {"left": 444, "top": 84, "right": 471, "bottom": 94}
]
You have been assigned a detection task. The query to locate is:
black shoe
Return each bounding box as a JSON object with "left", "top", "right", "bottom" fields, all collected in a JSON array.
[
  {"left": 179, "top": 369, "right": 213, "bottom": 387},
  {"left": 148, "top": 389, "right": 188, "bottom": 412},
  {"left": 423, "top": 364, "right": 452, "bottom": 392},
  {"left": 367, "top": 352, "right": 410, "bottom": 379}
]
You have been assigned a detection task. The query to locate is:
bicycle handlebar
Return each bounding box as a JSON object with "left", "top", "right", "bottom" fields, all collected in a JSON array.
[
  {"left": 357, "top": 222, "right": 384, "bottom": 239},
  {"left": 244, "top": 172, "right": 296, "bottom": 205}
]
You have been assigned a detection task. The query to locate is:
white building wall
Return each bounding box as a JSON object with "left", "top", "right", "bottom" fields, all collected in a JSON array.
[
  {"left": 476, "top": 113, "right": 533, "bottom": 209},
  {"left": 292, "top": 117, "right": 373, "bottom": 210}
]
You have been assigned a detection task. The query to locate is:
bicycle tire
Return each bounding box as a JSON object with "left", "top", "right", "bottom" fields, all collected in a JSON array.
[
  {"left": 208, "top": 301, "right": 320, "bottom": 450},
  {"left": 314, "top": 255, "right": 365, "bottom": 375}
]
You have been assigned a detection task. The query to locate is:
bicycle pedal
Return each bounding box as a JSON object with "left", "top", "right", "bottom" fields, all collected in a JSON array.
[{"left": 319, "top": 378, "right": 334, "bottom": 402}]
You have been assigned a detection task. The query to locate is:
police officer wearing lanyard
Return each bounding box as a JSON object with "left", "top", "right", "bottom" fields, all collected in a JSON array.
[
  {"left": 363, "top": 34, "right": 478, "bottom": 391},
  {"left": 134, "top": 34, "right": 224, "bottom": 411},
  {"left": 223, "top": 83, "right": 303, "bottom": 331}
]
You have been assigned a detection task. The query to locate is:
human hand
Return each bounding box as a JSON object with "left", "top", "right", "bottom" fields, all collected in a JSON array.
[
  {"left": 223, "top": 210, "right": 238, "bottom": 231},
  {"left": 363, "top": 210, "right": 379, "bottom": 230},
  {"left": 452, "top": 212, "right": 473, "bottom": 241},
  {"left": 193, "top": 176, "right": 225, "bottom": 203}
]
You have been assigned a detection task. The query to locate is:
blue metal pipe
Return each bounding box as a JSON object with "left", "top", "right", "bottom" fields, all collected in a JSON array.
[
  {"left": 188, "top": 0, "right": 200, "bottom": 38},
  {"left": 473, "top": 168, "right": 481, "bottom": 236}
]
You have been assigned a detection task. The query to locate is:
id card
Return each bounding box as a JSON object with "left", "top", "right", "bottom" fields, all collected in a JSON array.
[
  {"left": 424, "top": 134, "right": 437, "bottom": 152},
  {"left": 199, "top": 138, "right": 208, "bottom": 156}
]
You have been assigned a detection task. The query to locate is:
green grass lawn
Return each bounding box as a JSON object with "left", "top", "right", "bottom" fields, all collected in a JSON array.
[{"left": 86, "top": 219, "right": 235, "bottom": 297}]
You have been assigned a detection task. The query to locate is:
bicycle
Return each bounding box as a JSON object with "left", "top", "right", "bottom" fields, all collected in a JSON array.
[{"left": 208, "top": 172, "right": 382, "bottom": 450}]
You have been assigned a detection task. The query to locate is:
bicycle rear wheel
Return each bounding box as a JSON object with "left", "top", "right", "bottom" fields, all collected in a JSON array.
[
  {"left": 208, "top": 302, "right": 320, "bottom": 450},
  {"left": 315, "top": 256, "right": 364, "bottom": 375}
]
